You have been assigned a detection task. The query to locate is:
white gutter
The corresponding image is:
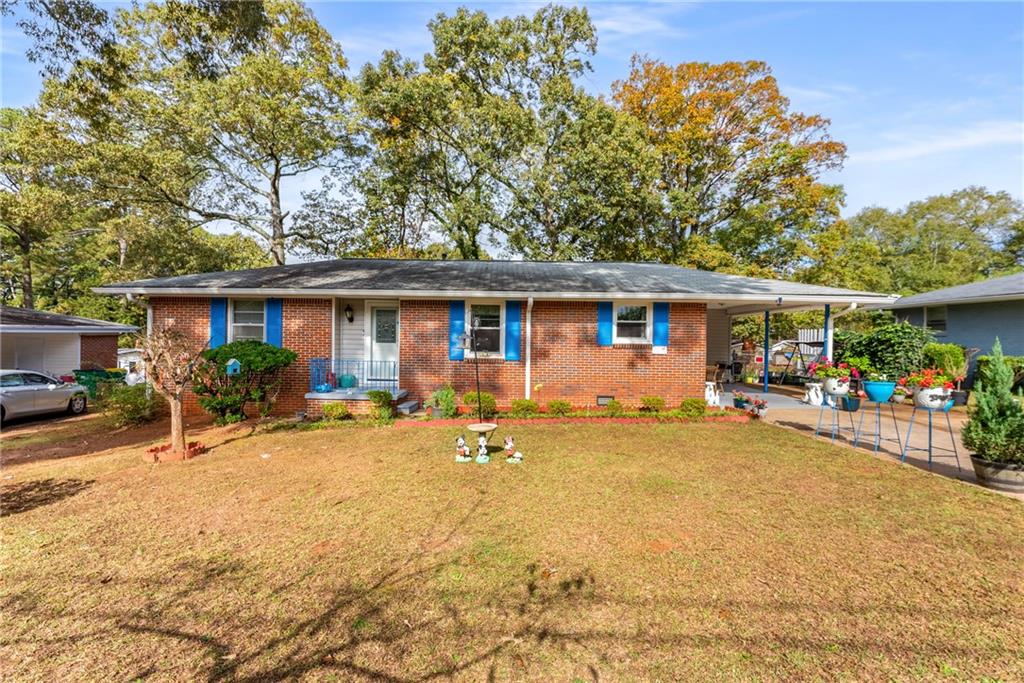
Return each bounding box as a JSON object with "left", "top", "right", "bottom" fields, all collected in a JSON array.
[
  {"left": 525, "top": 296, "right": 534, "bottom": 400},
  {"left": 92, "top": 285, "right": 896, "bottom": 307},
  {"left": 1, "top": 325, "right": 138, "bottom": 334}
]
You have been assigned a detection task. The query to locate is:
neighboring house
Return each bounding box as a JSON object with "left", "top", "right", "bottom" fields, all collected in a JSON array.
[
  {"left": 885, "top": 272, "right": 1024, "bottom": 366},
  {"left": 0, "top": 306, "right": 138, "bottom": 377},
  {"left": 95, "top": 259, "right": 894, "bottom": 415},
  {"left": 117, "top": 348, "right": 144, "bottom": 372}
]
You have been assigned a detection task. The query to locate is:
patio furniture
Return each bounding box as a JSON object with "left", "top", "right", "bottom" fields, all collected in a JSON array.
[
  {"left": 853, "top": 400, "right": 903, "bottom": 454},
  {"left": 900, "top": 405, "right": 961, "bottom": 471}
]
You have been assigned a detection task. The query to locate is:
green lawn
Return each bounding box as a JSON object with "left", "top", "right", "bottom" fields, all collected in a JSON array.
[{"left": 2, "top": 418, "right": 1022, "bottom": 681}]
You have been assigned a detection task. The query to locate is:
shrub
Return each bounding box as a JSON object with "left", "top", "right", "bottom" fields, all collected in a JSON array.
[
  {"left": 322, "top": 402, "right": 352, "bottom": 421},
  {"left": 365, "top": 390, "right": 394, "bottom": 426},
  {"left": 677, "top": 398, "right": 706, "bottom": 418},
  {"left": 100, "top": 383, "right": 158, "bottom": 427},
  {"left": 976, "top": 354, "right": 1024, "bottom": 390},
  {"left": 426, "top": 385, "right": 458, "bottom": 418},
  {"left": 839, "top": 323, "right": 932, "bottom": 379},
  {"left": 922, "top": 342, "right": 966, "bottom": 377},
  {"left": 962, "top": 339, "right": 1024, "bottom": 465},
  {"left": 462, "top": 391, "right": 497, "bottom": 419},
  {"left": 509, "top": 399, "right": 538, "bottom": 417},
  {"left": 547, "top": 399, "right": 571, "bottom": 416},
  {"left": 604, "top": 399, "right": 625, "bottom": 417},
  {"left": 191, "top": 340, "right": 298, "bottom": 423},
  {"left": 639, "top": 396, "right": 666, "bottom": 412}
]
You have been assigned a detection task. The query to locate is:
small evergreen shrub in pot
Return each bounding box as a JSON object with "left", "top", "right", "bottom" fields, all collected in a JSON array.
[
  {"left": 546, "top": 399, "right": 571, "bottom": 416},
  {"left": 462, "top": 391, "right": 497, "bottom": 420},
  {"left": 426, "top": 385, "right": 459, "bottom": 418},
  {"left": 962, "top": 340, "right": 1024, "bottom": 492}
]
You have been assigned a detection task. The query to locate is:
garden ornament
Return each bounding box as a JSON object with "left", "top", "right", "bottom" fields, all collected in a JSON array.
[
  {"left": 804, "top": 382, "right": 824, "bottom": 407},
  {"left": 704, "top": 381, "right": 722, "bottom": 408},
  {"left": 455, "top": 435, "right": 472, "bottom": 463},
  {"left": 504, "top": 435, "right": 523, "bottom": 464},
  {"left": 475, "top": 434, "right": 490, "bottom": 464}
]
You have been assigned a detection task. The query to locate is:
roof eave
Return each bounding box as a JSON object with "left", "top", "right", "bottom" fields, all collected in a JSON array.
[
  {"left": 2, "top": 325, "right": 138, "bottom": 334},
  {"left": 882, "top": 293, "right": 1024, "bottom": 309}
]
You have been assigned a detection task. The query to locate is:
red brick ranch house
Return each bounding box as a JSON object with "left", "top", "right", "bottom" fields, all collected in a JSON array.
[{"left": 95, "top": 259, "right": 895, "bottom": 416}]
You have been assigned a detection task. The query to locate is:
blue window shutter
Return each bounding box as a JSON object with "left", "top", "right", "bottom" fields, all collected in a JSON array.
[
  {"left": 266, "top": 298, "right": 283, "bottom": 347},
  {"left": 504, "top": 301, "right": 521, "bottom": 361},
  {"left": 209, "top": 298, "right": 227, "bottom": 348},
  {"left": 449, "top": 300, "right": 465, "bottom": 360},
  {"left": 597, "top": 302, "right": 613, "bottom": 346},
  {"left": 653, "top": 302, "right": 670, "bottom": 346}
]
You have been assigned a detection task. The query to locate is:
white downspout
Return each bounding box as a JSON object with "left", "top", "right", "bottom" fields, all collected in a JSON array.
[{"left": 525, "top": 297, "right": 534, "bottom": 400}]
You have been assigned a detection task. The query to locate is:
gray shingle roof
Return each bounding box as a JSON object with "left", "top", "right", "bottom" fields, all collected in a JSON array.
[
  {"left": 94, "top": 258, "right": 892, "bottom": 303},
  {"left": 887, "top": 272, "right": 1024, "bottom": 309},
  {"left": 1, "top": 306, "right": 138, "bottom": 332}
]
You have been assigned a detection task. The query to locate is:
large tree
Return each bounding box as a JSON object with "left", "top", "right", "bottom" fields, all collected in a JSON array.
[
  {"left": 820, "top": 187, "right": 1023, "bottom": 295},
  {"left": 44, "top": 0, "right": 355, "bottom": 265},
  {"left": 611, "top": 58, "right": 847, "bottom": 272}
]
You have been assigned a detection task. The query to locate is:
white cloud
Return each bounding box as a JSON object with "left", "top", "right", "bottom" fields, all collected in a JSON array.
[{"left": 850, "top": 120, "right": 1024, "bottom": 164}]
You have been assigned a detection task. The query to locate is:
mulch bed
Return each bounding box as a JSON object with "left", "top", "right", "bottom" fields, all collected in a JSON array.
[{"left": 397, "top": 414, "right": 750, "bottom": 428}]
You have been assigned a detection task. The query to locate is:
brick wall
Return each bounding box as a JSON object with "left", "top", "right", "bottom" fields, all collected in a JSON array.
[
  {"left": 79, "top": 334, "right": 119, "bottom": 369},
  {"left": 398, "top": 299, "right": 706, "bottom": 409},
  {"left": 148, "top": 297, "right": 331, "bottom": 416},
  {"left": 400, "top": 300, "right": 526, "bottom": 405},
  {"left": 531, "top": 301, "right": 706, "bottom": 408}
]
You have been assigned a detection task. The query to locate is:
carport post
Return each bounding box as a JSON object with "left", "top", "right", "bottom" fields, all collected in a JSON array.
[
  {"left": 763, "top": 311, "right": 770, "bottom": 393},
  {"left": 823, "top": 304, "right": 832, "bottom": 361}
]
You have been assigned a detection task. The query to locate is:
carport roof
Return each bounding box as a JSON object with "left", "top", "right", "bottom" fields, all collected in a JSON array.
[{"left": 0, "top": 306, "right": 138, "bottom": 334}]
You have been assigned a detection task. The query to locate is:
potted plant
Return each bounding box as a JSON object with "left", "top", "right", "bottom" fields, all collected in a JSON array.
[
  {"left": 962, "top": 340, "right": 1024, "bottom": 493},
  {"left": 748, "top": 397, "right": 768, "bottom": 417},
  {"left": 808, "top": 359, "right": 852, "bottom": 397},
  {"left": 732, "top": 390, "right": 751, "bottom": 409},
  {"left": 891, "top": 385, "right": 911, "bottom": 404},
  {"left": 902, "top": 368, "right": 958, "bottom": 410},
  {"left": 847, "top": 357, "right": 896, "bottom": 403}
]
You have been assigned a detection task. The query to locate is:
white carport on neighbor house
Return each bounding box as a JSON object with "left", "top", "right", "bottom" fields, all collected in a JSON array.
[{"left": 0, "top": 306, "right": 137, "bottom": 377}]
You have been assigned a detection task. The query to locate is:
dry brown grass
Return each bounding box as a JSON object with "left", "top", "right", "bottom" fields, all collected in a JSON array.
[{"left": 1, "top": 417, "right": 1023, "bottom": 681}]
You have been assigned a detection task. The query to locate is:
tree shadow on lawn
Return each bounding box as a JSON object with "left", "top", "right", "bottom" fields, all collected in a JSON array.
[{"left": 0, "top": 478, "right": 94, "bottom": 516}]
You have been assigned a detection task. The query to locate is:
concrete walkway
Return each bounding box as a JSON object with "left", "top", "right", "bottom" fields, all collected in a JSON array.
[{"left": 733, "top": 383, "right": 1022, "bottom": 501}]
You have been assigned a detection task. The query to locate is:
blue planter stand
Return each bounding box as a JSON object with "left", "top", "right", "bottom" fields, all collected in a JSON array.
[
  {"left": 853, "top": 401, "right": 902, "bottom": 454},
  {"left": 900, "top": 406, "right": 961, "bottom": 471},
  {"left": 815, "top": 398, "right": 858, "bottom": 443}
]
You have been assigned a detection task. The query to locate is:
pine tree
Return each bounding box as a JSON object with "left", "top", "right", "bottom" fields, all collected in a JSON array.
[{"left": 962, "top": 339, "right": 1024, "bottom": 464}]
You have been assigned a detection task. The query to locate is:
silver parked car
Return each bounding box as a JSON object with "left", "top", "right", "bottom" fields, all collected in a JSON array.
[{"left": 0, "top": 370, "right": 88, "bottom": 423}]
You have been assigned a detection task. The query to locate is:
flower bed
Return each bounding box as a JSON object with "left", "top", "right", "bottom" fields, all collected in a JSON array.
[
  {"left": 143, "top": 441, "right": 207, "bottom": 463},
  {"left": 396, "top": 410, "right": 750, "bottom": 428}
]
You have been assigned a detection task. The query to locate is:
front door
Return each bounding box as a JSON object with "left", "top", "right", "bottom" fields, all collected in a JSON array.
[{"left": 370, "top": 307, "right": 398, "bottom": 379}]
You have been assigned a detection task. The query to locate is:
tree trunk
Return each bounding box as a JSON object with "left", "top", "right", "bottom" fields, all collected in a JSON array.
[
  {"left": 19, "top": 232, "right": 33, "bottom": 309},
  {"left": 270, "top": 165, "right": 286, "bottom": 266},
  {"left": 169, "top": 398, "right": 186, "bottom": 454}
]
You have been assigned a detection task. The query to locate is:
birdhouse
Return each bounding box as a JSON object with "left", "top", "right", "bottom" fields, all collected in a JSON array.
[{"left": 225, "top": 358, "right": 241, "bottom": 376}]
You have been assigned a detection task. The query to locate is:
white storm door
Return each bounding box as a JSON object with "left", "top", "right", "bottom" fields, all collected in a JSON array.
[{"left": 370, "top": 307, "right": 398, "bottom": 367}]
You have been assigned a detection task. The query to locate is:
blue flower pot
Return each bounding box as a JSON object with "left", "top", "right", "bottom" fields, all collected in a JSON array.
[{"left": 862, "top": 380, "right": 896, "bottom": 403}]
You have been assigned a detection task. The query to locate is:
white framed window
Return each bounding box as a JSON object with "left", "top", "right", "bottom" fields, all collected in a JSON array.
[
  {"left": 230, "top": 299, "right": 266, "bottom": 341},
  {"left": 613, "top": 302, "right": 652, "bottom": 344},
  {"left": 466, "top": 301, "right": 504, "bottom": 357},
  {"left": 924, "top": 305, "right": 947, "bottom": 335}
]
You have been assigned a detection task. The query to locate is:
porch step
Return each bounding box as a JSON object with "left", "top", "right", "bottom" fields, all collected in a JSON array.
[{"left": 396, "top": 399, "right": 419, "bottom": 415}]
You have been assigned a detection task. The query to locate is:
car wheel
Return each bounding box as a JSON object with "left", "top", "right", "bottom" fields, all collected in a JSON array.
[
  {"left": 68, "top": 394, "right": 87, "bottom": 415},
  {"left": 0, "top": 406, "right": 5, "bottom": 424}
]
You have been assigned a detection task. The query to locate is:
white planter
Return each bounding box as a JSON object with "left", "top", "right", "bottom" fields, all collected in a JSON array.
[
  {"left": 822, "top": 377, "right": 850, "bottom": 397},
  {"left": 891, "top": 392, "right": 906, "bottom": 404},
  {"left": 914, "top": 387, "right": 950, "bottom": 410}
]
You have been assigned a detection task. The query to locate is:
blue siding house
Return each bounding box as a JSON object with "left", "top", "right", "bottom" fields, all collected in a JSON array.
[{"left": 885, "top": 272, "right": 1024, "bottom": 379}]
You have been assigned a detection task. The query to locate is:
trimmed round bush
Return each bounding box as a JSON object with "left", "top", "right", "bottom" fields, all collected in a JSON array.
[
  {"left": 462, "top": 391, "right": 497, "bottom": 419},
  {"left": 677, "top": 398, "right": 706, "bottom": 418},
  {"left": 546, "top": 399, "right": 571, "bottom": 416},
  {"left": 322, "top": 402, "right": 352, "bottom": 421},
  {"left": 640, "top": 396, "right": 666, "bottom": 412},
  {"left": 509, "top": 399, "right": 538, "bottom": 417},
  {"left": 100, "top": 383, "right": 158, "bottom": 427},
  {"left": 604, "top": 399, "right": 625, "bottom": 417}
]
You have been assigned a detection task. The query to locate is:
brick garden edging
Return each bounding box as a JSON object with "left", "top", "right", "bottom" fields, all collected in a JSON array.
[{"left": 395, "top": 414, "right": 750, "bottom": 428}]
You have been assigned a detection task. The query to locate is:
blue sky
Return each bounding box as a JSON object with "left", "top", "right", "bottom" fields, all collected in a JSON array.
[{"left": 2, "top": 1, "right": 1022, "bottom": 216}]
